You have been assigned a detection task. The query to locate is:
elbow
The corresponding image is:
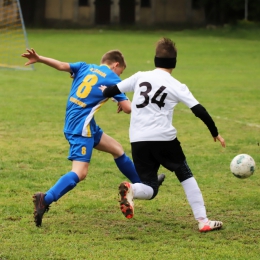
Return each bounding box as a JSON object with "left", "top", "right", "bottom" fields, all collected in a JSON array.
[
  {"left": 123, "top": 108, "right": 131, "bottom": 114},
  {"left": 119, "top": 100, "right": 132, "bottom": 114},
  {"left": 57, "top": 62, "right": 70, "bottom": 71}
]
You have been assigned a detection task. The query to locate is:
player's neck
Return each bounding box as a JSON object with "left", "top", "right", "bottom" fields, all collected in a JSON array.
[{"left": 156, "top": 67, "right": 173, "bottom": 74}]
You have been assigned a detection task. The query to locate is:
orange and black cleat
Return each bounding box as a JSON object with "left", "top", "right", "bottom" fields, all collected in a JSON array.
[{"left": 118, "top": 181, "right": 134, "bottom": 219}]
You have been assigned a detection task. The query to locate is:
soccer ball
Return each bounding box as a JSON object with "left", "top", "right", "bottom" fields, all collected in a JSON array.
[{"left": 230, "top": 154, "right": 255, "bottom": 179}]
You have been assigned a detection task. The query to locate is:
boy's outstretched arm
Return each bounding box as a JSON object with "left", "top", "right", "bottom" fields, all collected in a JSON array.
[
  {"left": 191, "top": 104, "right": 226, "bottom": 148},
  {"left": 21, "top": 48, "right": 71, "bottom": 72}
]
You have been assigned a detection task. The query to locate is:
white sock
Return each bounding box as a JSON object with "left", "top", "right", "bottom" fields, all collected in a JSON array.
[
  {"left": 181, "top": 177, "right": 208, "bottom": 222},
  {"left": 132, "top": 183, "right": 154, "bottom": 200}
]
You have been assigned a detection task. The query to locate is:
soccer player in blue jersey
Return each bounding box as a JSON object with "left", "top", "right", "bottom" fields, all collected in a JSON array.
[{"left": 21, "top": 48, "right": 144, "bottom": 227}]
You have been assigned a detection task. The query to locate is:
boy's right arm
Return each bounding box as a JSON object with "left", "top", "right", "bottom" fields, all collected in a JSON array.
[{"left": 21, "top": 48, "right": 71, "bottom": 72}]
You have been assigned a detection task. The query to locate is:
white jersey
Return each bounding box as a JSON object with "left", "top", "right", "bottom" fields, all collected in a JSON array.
[{"left": 117, "top": 69, "right": 199, "bottom": 142}]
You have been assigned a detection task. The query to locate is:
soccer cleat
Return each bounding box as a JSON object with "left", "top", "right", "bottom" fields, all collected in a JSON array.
[
  {"left": 198, "top": 220, "right": 223, "bottom": 232},
  {"left": 33, "top": 192, "right": 50, "bottom": 227},
  {"left": 118, "top": 181, "right": 134, "bottom": 219},
  {"left": 158, "top": 174, "right": 165, "bottom": 186}
]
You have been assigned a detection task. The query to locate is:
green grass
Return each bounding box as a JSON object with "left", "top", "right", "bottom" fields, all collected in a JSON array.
[{"left": 0, "top": 28, "right": 260, "bottom": 260}]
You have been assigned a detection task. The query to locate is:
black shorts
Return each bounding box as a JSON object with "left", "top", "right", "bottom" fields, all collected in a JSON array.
[{"left": 131, "top": 138, "right": 186, "bottom": 184}]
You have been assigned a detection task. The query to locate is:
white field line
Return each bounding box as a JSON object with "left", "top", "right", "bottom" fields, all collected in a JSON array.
[{"left": 179, "top": 109, "right": 260, "bottom": 129}]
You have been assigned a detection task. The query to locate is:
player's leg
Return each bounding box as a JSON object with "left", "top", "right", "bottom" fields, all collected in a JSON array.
[
  {"left": 94, "top": 131, "right": 141, "bottom": 183},
  {"left": 175, "top": 161, "right": 223, "bottom": 232},
  {"left": 160, "top": 138, "right": 223, "bottom": 232},
  {"left": 33, "top": 134, "right": 93, "bottom": 227},
  {"left": 43, "top": 160, "right": 88, "bottom": 205},
  {"left": 174, "top": 161, "right": 207, "bottom": 221},
  {"left": 154, "top": 138, "right": 206, "bottom": 220},
  {"left": 118, "top": 141, "right": 161, "bottom": 219},
  {"left": 131, "top": 141, "right": 162, "bottom": 199}
]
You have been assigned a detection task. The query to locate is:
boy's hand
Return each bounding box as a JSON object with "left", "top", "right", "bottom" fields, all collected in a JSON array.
[
  {"left": 99, "top": 85, "right": 107, "bottom": 92},
  {"left": 116, "top": 103, "right": 123, "bottom": 113},
  {"left": 214, "top": 134, "right": 226, "bottom": 148},
  {"left": 21, "top": 48, "right": 40, "bottom": 66}
]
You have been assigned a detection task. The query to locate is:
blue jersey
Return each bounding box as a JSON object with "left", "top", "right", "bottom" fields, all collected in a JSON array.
[{"left": 64, "top": 62, "right": 127, "bottom": 137}]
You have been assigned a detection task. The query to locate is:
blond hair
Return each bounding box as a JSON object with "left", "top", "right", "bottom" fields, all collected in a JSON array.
[{"left": 101, "top": 50, "right": 126, "bottom": 68}]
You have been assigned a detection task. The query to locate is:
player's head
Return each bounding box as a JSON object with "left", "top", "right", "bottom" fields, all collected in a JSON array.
[
  {"left": 101, "top": 50, "right": 126, "bottom": 76},
  {"left": 154, "top": 37, "right": 177, "bottom": 69}
]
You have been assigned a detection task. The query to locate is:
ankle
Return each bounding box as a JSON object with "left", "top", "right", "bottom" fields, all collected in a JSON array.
[{"left": 198, "top": 218, "right": 209, "bottom": 223}]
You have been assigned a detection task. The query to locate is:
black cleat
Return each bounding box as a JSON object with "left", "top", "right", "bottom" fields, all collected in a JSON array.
[
  {"left": 158, "top": 174, "right": 166, "bottom": 186},
  {"left": 33, "top": 192, "right": 50, "bottom": 227}
]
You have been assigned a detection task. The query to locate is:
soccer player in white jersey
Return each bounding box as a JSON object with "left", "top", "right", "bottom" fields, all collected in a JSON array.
[{"left": 100, "top": 37, "right": 226, "bottom": 232}]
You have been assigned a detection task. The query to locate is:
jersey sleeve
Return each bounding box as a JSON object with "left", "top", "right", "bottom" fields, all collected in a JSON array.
[
  {"left": 69, "top": 62, "right": 88, "bottom": 75},
  {"left": 113, "top": 93, "right": 129, "bottom": 102},
  {"left": 177, "top": 84, "right": 199, "bottom": 108},
  {"left": 117, "top": 72, "right": 140, "bottom": 93},
  {"left": 105, "top": 73, "right": 129, "bottom": 102}
]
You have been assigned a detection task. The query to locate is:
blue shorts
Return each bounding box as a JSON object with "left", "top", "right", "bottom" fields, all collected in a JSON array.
[{"left": 64, "top": 125, "right": 103, "bottom": 162}]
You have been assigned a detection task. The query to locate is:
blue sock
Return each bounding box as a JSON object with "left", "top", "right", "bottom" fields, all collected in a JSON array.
[
  {"left": 44, "top": 171, "right": 79, "bottom": 205},
  {"left": 115, "top": 153, "right": 141, "bottom": 183}
]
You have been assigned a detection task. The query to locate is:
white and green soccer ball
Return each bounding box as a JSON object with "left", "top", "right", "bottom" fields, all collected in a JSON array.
[{"left": 230, "top": 154, "right": 255, "bottom": 179}]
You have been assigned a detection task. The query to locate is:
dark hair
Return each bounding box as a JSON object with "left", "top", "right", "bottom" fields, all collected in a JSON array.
[
  {"left": 101, "top": 50, "right": 126, "bottom": 68},
  {"left": 155, "top": 37, "right": 177, "bottom": 58}
]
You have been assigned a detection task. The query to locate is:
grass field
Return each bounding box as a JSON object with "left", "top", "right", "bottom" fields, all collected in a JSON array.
[{"left": 0, "top": 27, "right": 260, "bottom": 260}]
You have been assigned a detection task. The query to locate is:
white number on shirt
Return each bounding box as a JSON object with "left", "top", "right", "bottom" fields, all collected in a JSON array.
[{"left": 136, "top": 82, "right": 167, "bottom": 109}]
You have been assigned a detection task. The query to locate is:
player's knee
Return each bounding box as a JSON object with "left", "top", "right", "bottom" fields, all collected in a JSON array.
[
  {"left": 73, "top": 170, "right": 88, "bottom": 181},
  {"left": 175, "top": 160, "right": 193, "bottom": 183},
  {"left": 149, "top": 187, "right": 159, "bottom": 200},
  {"left": 78, "top": 172, "right": 87, "bottom": 181},
  {"left": 142, "top": 180, "right": 159, "bottom": 200},
  {"left": 113, "top": 143, "right": 124, "bottom": 158}
]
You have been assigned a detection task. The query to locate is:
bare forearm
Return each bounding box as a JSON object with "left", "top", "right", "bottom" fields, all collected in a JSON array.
[
  {"left": 38, "top": 56, "right": 71, "bottom": 72},
  {"left": 22, "top": 48, "right": 71, "bottom": 72},
  {"left": 118, "top": 99, "right": 131, "bottom": 114}
]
